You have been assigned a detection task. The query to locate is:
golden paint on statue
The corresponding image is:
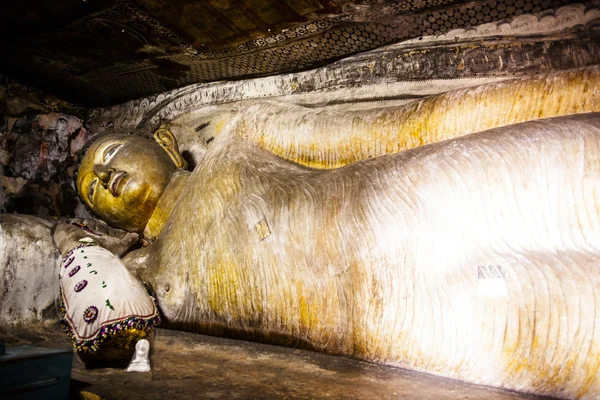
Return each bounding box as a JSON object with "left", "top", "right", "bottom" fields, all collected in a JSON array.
[
  {"left": 77, "top": 132, "right": 183, "bottom": 233},
  {"left": 72, "top": 69, "right": 600, "bottom": 398}
]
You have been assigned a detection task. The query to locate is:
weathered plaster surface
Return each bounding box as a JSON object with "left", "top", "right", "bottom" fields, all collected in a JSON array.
[{"left": 0, "top": 214, "right": 60, "bottom": 324}]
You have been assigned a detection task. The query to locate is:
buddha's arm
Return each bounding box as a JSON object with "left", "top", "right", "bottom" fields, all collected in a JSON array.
[{"left": 228, "top": 66, "right": 599, "bottom": 169}]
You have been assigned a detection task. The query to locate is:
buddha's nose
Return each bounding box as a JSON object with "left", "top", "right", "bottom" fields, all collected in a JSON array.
[{"left": 93, "top": 165, "right": 115, "bottom": 186}]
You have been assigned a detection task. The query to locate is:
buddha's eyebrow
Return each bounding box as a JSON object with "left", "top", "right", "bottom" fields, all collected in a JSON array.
[
  {"left": 78, "top": 171, "right": 91, "bottom": 188},
  {"left": 82, "top": 171, "right": 94, "bottom": 182}
]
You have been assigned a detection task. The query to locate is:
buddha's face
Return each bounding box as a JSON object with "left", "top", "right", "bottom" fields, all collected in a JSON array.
[{"left": 77, "top": 134, "right": 178, "bottom": 232}]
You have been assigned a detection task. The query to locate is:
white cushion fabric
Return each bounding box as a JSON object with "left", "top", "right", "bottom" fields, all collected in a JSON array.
[{"left": 59, "top": 243, "right": 159, "bottom": 351}]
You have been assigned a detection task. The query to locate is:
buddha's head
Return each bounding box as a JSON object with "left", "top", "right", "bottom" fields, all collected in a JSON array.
[{"left": 76, "top": 129, "right": 187, "bottom": 232}]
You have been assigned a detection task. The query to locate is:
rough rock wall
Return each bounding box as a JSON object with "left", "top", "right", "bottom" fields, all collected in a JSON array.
[{"left": 0, "top": 75, "right": 89, "bottom": 218}]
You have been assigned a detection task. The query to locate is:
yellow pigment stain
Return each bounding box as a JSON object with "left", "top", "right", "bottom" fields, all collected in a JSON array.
[
  {"left": 214, "top": 119, "right": 226, "bottom": 135},
  {"left": 501, "top": 324, "right": 600, "bottom": 397},
  {"left": 298, "top": 294, "right": 310, "bottom": 328},
  {"left": 576, "top": 348, "right": 600, "bottom": 398}
]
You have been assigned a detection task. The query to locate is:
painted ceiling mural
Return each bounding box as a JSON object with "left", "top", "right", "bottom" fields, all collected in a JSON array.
[{"left": 0, "top": 0, "right": 587, "bottom": 107}]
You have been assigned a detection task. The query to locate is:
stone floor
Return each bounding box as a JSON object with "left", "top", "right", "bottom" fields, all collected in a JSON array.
[{"left": 1, "top": 324, "right": 554, "bottom": 400}]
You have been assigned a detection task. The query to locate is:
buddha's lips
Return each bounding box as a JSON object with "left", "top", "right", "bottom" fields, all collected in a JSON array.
[{"left": 109, "top": 171, "right": 127, "bottom": 196}]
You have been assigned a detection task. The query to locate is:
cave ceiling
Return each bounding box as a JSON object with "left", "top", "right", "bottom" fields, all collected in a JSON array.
[{"left": 0, "top": 0, "right": 585, "bottom": 107}]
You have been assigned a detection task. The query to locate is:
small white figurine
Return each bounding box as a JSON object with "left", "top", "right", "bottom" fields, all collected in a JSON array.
[{"left": 126, "top": 339, "right": 151, "bottom": 372}]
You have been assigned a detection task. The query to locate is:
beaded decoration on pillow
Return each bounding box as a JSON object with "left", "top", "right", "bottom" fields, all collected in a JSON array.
[{"left": 59, "top": 242, "right": 160, "bottom": 352}]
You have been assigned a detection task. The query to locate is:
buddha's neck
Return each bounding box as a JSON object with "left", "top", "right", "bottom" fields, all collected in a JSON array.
[{"left": 143, "top": 170, "right": 191, "bottom": 241}]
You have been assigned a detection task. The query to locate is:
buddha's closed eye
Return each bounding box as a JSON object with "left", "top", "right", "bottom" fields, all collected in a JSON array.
[
  {"left": 88, "top": 179, "right": 98, "bottom": 203},
  {"left": 103, "top": 144, "right": 122, "bottom": 163}
]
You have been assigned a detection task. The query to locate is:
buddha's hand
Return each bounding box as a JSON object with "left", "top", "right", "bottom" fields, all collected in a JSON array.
[{"left": 53, "top": 218, "right": 139, "bottom": 257}]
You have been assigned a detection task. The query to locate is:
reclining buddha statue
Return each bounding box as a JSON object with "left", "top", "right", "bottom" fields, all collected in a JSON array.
[{"left": 4, "top": 66, "right": 600, "bottom": 397}]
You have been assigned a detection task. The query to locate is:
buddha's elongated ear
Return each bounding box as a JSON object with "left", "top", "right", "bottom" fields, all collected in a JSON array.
[{"left": 153, "top": 127, "right": 188, "bottom": 170}]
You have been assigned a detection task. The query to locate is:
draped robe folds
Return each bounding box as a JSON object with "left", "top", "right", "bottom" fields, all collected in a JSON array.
[{"left": 136, "top": 113, "right": 600, "bottom": 399}]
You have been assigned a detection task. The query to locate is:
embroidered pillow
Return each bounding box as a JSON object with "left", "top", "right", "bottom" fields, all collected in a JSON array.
[{"left": 59, "top": 243, "right": 159, "bottom": 352}]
